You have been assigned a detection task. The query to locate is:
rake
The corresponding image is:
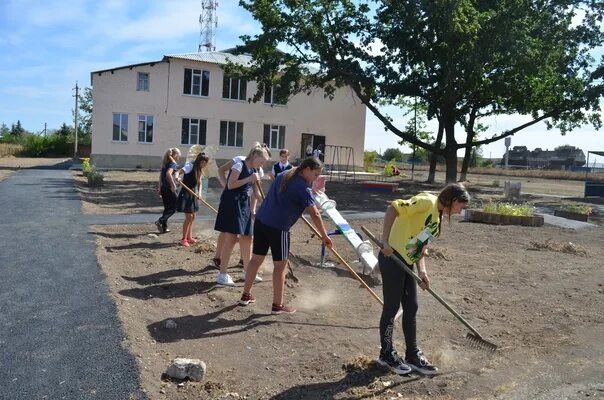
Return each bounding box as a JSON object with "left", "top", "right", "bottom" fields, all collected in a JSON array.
[
  {"left": 177, "top": 180, "right": 218, "bottom": 213},
  {"left": 361, "top": 226, "right": 498, "bottom": 353}
]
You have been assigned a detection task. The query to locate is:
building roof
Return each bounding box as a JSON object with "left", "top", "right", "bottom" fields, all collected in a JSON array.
[
  {"left": 588, "top": 151, "right": 604, "bottom": 157},
  {"left": 163, "top": 51, "right": 253, "bottom": 66}
]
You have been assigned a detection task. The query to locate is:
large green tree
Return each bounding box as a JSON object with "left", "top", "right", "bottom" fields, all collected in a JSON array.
[{"left": 231, "top": 0, "right": 604, "bottom": 182}]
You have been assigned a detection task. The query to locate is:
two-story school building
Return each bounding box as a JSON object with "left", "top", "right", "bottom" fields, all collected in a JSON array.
[{"left": 90, "top": 51, "right": 367, "bottom": 169}]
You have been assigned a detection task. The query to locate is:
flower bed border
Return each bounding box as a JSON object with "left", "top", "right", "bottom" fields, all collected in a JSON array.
[{"left": 553, "top": 210, "right": 589, "bottom": 222}]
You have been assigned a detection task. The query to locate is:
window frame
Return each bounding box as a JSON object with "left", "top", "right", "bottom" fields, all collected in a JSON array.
[
  {"left": 183, "top": 68, "right": 210, "bottom": 97},
  {"left": 263, "top": 124, "right": 286, "bottom": 150},
  {"left": 137, "top": 72, "right": 150, "bottom": 91},
  {"left": 137, "top": 114, "right": 154, "bottom": 144},
  {"left": 263, "top": 84, "right": 287, "bottom": 106},
  {"left": 219, "top": 120, "right": 244, "bottom": 148},
  {"left": 112, "top": 112, "right": 128, "bottom": 142},
  {"left": 222, "top": 76, "right": 247, "bottom": 101},
  {"left": 181, "top": 117, "right": 207, "bottom": 146}
]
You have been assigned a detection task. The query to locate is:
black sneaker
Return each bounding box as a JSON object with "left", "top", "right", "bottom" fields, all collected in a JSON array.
[
  {"left": 406, "top": 350, "right": 438, "bottom": 375},
  {"left": 154, "top": 220, "right": 163, "bottom": 233},
  {"left": 376, "top": 350, "right": 412, "bottom": 375}
]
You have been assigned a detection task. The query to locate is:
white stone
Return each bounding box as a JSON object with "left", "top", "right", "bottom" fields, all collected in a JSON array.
[{"left": 166, "top": 358, "right": 206, "bottom": 381}]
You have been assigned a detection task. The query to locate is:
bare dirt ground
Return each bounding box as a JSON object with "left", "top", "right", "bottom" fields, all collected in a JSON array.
[
  {"left": 73, "top": 168, "right": 603, "bottom": 400},
  {"left": 5, "top": 158, "right": 603, "bottom": 399}
]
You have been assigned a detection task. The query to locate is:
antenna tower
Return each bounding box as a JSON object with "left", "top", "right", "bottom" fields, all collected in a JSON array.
[{"left": 199, "top": 0, "right": 218, "bottom": 52}]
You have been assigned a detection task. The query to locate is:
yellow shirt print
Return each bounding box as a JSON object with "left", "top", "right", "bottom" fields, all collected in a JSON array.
[{"left": 388, "top": 193, "right": 441, "bottom": 265}]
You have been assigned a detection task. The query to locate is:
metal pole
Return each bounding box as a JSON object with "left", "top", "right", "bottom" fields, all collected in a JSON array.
[{"left": 73, "top": 82, "right": 79, "bottom": 158}]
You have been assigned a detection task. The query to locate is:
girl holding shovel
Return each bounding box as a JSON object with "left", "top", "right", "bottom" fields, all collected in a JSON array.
[
  {"left": 377, "top": 183, "right": 469, "bottom": 375},
  {"left": 238, "top": 156, "right": 333, "bottom": 314},
  {"left": 175, "top": 153, "right": 209, "bottom": 247}
]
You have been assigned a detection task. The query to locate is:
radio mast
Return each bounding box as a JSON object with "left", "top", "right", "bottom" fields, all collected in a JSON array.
[{"left": 199, "top": 0, "right": 218, "bottom": 52}]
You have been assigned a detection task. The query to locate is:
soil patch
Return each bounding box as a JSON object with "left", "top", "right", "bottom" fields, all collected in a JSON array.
[{"left": 78, "top": 171, "right": 604, "bottom": 399}]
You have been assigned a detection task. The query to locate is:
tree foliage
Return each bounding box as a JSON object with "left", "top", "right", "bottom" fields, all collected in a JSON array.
[
  {"left": 382, "top": 147, "right": 404, "bottom": 161},
  {"left": 232, "top": 0, "right": 604, "bottom": 182}
]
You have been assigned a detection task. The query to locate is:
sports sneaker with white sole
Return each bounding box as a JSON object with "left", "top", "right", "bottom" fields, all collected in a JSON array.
[
  {"left": 405, "top": 350, "right": 438, "bottom": 375},
  {"left": 254, "top": 274, "right": 263, "bottom": 283},
  {"left": 216, "top": 273, "right": 235, "bottom": 286},
  {"left": 376, "top": 350, "right": 412, "bottom": 375}
]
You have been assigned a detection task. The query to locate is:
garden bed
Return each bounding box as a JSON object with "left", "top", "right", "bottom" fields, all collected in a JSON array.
[{"left": 464, "top": 209, "right": 544, "bottom": 226}]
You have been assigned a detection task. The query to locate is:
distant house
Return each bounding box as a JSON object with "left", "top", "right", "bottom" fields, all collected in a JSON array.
[
  {"left": 502, "top": 145, "right": 586, "bottom": 169},
  {"left": 90, "top": 51, "right": 366, "bottom": 168}
]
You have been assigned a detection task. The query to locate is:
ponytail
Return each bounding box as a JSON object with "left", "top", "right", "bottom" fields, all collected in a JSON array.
[
  {"left": 161, "top": 147, "right": 181, "bottom": 165},
  {"left": 279, "top": 156, "right": 322, "bottom": 192}
]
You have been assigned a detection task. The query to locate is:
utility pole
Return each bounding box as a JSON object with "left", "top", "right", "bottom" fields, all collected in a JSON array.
[
  {"left": 73, "top": 82, "right": 79, "bottom": 158},
  {"left": 43, "top": 123, "right": 47, "bottom": 136}
]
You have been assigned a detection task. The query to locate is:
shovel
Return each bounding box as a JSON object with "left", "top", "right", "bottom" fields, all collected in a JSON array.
[{"left": 361, "top": 226, "right": 498, "bottom": 353}]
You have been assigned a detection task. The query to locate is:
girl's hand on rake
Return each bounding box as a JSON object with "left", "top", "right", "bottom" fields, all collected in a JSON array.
[
  {"left": 321, "top": 235, "right": 333, "bottom": 248},
  {"left": 381, "top": 245, "right": 394, "bottom": 257},
  {"left": 418, "top": 270, "right": 430, "bottom": 290}
]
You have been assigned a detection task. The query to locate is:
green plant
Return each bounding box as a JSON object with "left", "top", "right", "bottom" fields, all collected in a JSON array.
[
  {"left": 561, "top": 203, "right": 592, "bottom": 215},
  {"left": 483, "top": 202, "right": 535, "bottom": 216},
  {"left": 87, "top": 166, "right": 104, "bottom": 187},
  {"left": 383, "top": 161, "right": 400, "bottom": 177},
  {"left": 82, "top": 158, "right": 91, "bottom": 176},
  {"left": 491, "top": 179, "right": 500, "bottom": 187}
]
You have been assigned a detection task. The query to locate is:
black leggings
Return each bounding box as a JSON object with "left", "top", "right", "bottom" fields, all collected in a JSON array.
[
  {"left": 159, "top": 186, "right": 177, "bottom": 228},
  {"left": 378, "top": 252, "right": 419, "bottom": 358}
]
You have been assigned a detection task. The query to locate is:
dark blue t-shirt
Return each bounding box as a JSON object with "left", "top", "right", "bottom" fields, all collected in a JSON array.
[
  {"left": 160, "top": 161, "right": 178, "bottom": 189},
  {"left": 257, "top": 173, "right": 315, "bottom": 231}
]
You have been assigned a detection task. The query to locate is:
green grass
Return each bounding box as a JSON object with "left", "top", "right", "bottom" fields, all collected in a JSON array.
[{"left": 561, "top": 203, "right": 592, "bottom": 215}]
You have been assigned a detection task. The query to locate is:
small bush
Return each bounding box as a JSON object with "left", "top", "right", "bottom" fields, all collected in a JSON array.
[
  {"left": 87, "top": 166, "right": 104, "bottom": 187},
  {"left": 82, "top": 158, "right": 91, "bottom": 176},
  {"left": 383, "top": 161, "right": 401, "bottom": 177},
  {"left": 483, "top": 202, "right": 534, "bottom": 216}
]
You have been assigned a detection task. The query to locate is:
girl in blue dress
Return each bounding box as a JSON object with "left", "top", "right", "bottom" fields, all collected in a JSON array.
[
  {"left": 175, "top": 153, "right": 209, "bottom": 247},
  {"left": 214, "top": 146, "right": 270, "bottom": 286}
]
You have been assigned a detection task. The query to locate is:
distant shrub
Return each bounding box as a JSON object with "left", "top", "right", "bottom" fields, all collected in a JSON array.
[{"left": 82, "top": 158, "right": 91, "bottom": 176}]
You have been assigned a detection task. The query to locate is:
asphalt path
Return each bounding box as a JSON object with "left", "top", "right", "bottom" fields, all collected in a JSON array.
[{"left": 0, "top": 167, "right": 144, "bottom": 399}]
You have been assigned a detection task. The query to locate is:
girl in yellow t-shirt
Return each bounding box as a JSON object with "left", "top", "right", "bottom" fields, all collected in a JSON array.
[{"left": 376, "top": 183, "right": 470, "bottom": 376}]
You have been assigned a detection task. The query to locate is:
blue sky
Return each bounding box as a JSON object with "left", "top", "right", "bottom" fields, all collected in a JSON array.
[{"left": 0, "top": 0, "right": 602, "bottom": 163}]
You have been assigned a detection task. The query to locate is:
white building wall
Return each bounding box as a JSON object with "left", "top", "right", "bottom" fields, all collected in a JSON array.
[{"left": 91, "top": 57, "right": 366, "bottom": 169}]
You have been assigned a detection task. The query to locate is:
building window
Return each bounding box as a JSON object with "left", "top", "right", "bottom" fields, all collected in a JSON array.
[
  {"left": 219, "top": 121, "right": 243, "bottom": 147},
  {"left": 137, "top": 72, "right": 149, "bottom": 91},
  {"left": 181, "top": 118, "right": 207, "bottom": 145},
  {"left": 222, "top": 76, "right": 247, "bottom": 100},
  {"left": 263, "top": 124, "right": 285, "bottom": 150},
  {"left": 263, "top": 84, "right": 287, "bottom": 105},
  {"left": 138, "top": 114, "right": 153, "bottom": 143},
  {"left": 183, "top": 68, "right": 210, "bottom": 97},
  {"left": 112, "top": 113, "right": 128, "bottom": 142}
]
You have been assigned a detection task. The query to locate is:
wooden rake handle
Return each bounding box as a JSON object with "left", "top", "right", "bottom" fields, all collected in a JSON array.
[
  {"left": 255, "top": 182, "right": 381, "bottom": 304},
  {"left": 301, "top": 215, "right": 384, "bottom": 305},
  {"left": 178, "top": 180, "right": 218, "bottom": 214},
  {"left": 360, "top": 226, "right": 485, "bottom": 338}
]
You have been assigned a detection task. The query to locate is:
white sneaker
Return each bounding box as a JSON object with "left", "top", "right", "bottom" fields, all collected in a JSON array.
[
  {"left": 216, "top": 273, "right": 235, "bottom": 286},
  {"left": 254, "top": 274, "right": 263, "bottom": 283}
]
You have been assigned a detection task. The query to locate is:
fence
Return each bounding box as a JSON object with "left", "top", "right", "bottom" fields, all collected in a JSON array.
[{"left": 0, "top": 144, "right": 22, "bottom": 157}]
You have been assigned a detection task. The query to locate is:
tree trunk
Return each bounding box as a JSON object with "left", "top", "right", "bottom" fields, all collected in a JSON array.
[
  {"left": 443, "top": 111, "right": 458, "bottom": 183},
  {"left": 427, "top": 117, "right": 444, "bottom": 183},
  {"left": 459, "top": 109, "right": 477, "bottom": 182}
]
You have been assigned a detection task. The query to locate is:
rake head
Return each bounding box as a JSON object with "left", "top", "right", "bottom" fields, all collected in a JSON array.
[{"left": 466, "top": 333, "right": 498, "bottom": 353}]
